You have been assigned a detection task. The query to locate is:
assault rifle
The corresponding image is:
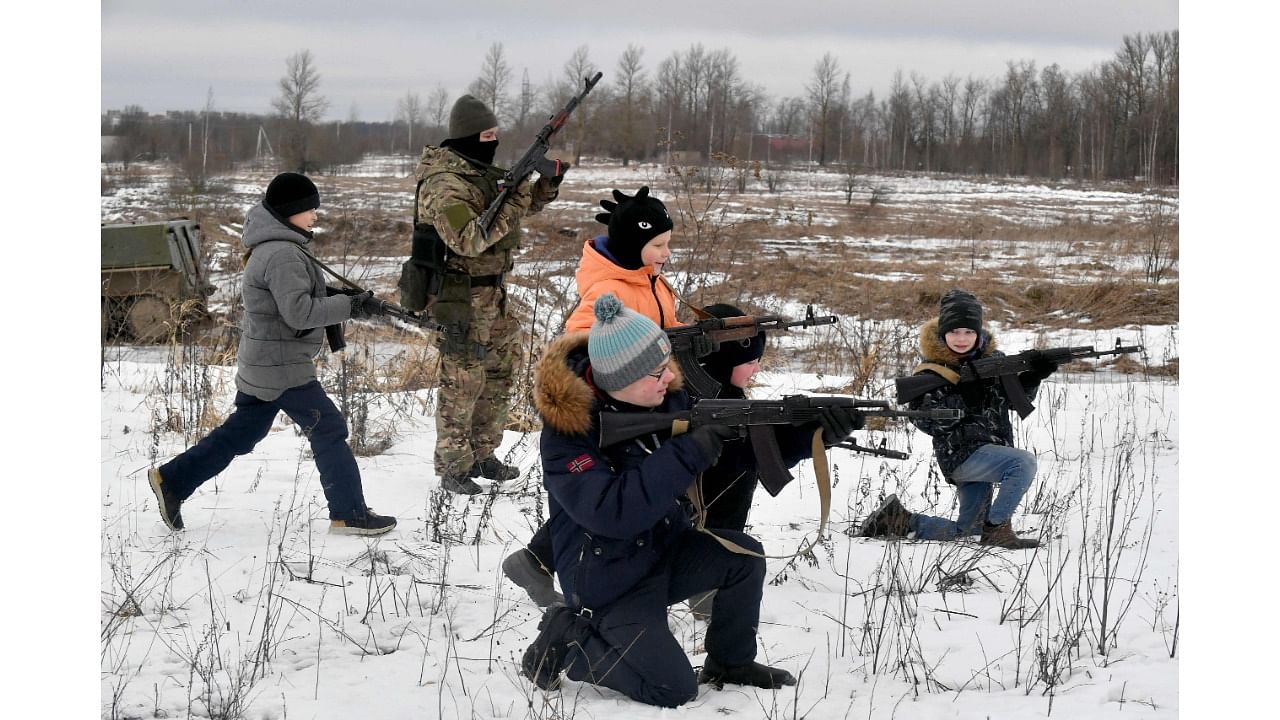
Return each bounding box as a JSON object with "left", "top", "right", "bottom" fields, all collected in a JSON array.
[
  {"left": 309, "top": 254, "right": 455, "bottom": 345},
  {"left": 478, "top": 71, "right": 603, "bottom": 232},
  {"left": 325, "top": 284, "right": 451, "bottom": 332},
  {"left": 665, "top": 305, "right": 839, "bottom": 398},
  {"left": 894, "top": 339, "right": 1145, "bottom": 419},
  {"left": 598, "top": 395, "right": 961, "bottom": 496}
]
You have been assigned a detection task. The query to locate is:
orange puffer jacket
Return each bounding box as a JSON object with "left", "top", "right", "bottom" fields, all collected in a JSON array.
[{"left": 563, "top": 236, "right": 680, "bottom": 332}]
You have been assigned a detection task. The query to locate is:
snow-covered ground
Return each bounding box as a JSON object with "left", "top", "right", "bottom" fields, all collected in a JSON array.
[
  {"left": 100, "top": 346, "right": 1177, "bottom": 719},
  {"left": 95, "top": 155, "right": 1183, "bottom": 718}
]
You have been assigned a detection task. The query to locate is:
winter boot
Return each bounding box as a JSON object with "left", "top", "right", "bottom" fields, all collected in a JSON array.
[
  {"left": 330, "top": 508, "right": 397, "bottom": 536},
  {"left": 858, "top": 494, "right": 913, "bottom": 537},
  {"left": 979, "top": 521, "right": 1040, "bottom": 549},
  {"left": 521, "top": 605, "right": 588, "bottom": 691},
  {"left": 699, "top": 656, "right": 797, "bottom": 690},
  {"left": 441, "top": 472, "right": 484, "bottom": 495},
  {"left": 502, "top": 548, "right": 564, "bottom": 608},
  {"left": 470, "top": 456, "right": 520, "bottom": 482},
  {"left": 148, "top": 468, "right": 184, "bottom": 531},
  {"left": 688, "top": 590, "right": 716, "bottom": 623}
]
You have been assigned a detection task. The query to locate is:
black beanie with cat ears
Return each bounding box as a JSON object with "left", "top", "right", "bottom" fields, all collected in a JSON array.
[{"left": 594, "top": 186, "right": 674, "bottom": 269}]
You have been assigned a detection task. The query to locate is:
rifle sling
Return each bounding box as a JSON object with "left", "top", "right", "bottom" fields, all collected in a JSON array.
[
  {"left": 912, "top": 362, "right": 960, "bottom": 384},
  {"left": 681, "top": 425, "right": 831, "bottom": 561}
]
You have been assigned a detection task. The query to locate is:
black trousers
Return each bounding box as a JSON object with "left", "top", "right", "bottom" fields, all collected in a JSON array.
[{"left": 562, "top": 529, "right": 765, "bottom": 708}]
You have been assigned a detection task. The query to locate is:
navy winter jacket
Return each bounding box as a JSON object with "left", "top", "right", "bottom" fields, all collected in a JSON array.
[{"left": 532, "top": 333, "right": 719, "bottom": 611}]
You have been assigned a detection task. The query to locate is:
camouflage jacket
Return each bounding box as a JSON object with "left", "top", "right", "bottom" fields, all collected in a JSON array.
[
  {"left": 413, "top": 145, "right": 559, "bottom": 277},
  {"left": 907, "top": 318, "right": 1043, "bottom": 482}
]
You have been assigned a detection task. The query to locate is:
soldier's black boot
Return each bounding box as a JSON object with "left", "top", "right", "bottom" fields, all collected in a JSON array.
[
  {"left": 471, "top": 456, "right": 520, "bottom": 481},
  {"left": 699, "top": 656, "right": 797, "bottom": 689},
  {"left": 441, "top": 472, "right": 483, "bottom": 495}
]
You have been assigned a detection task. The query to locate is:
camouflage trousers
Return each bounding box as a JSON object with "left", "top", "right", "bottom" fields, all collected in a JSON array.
[{"left": 434, "top": 284, "right": 519, "bottom": 477}]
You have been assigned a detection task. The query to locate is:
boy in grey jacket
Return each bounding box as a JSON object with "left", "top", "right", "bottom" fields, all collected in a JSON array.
[{"left": 148, "top": 173, "right": 396, "bottom": 535}]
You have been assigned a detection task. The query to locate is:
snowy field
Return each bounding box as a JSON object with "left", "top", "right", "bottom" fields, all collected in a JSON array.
[
  {"left": 101, "top": 352, "right": 1177, "bottom": 719},
  {"left": 96, "top": 156, "right": 1182, "bottom": 718}
]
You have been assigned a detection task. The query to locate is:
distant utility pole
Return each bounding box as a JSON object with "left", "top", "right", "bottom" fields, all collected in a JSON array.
[{"left": 255, "top": 125, "right": 274, "bottom": 162}]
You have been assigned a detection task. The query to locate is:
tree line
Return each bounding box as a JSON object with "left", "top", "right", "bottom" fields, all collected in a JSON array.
[{"left": 102, "top": 31, "right": 1177, "bottom": 185}]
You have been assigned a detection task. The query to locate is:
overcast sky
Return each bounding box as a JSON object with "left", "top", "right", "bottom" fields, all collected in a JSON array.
[{"left": 101, "top": 0, "right": 1178, "bottom": 121}]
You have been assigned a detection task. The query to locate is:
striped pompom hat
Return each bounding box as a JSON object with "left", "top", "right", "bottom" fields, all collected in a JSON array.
[{"left": 587, "top": 293, "right": 672, "bottom": 391}]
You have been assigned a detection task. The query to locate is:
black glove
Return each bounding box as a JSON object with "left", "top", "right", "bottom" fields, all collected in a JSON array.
[
  {"left": 349, "top": 290, "right": 385, "bottom": 320},
  {"left": 687, "top": 425, "right": 738, "bottom": 466},
  {"left": 548, "top": 160, "right": 571, "bottom": 186},
  {"left": 1026, "top": 350, "right": 1060, "bottom": 380},
  {"left": 819, "top": 406, "right": 864, "bottom": 445}
]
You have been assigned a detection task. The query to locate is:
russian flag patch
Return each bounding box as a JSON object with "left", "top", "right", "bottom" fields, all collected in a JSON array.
[{"left": 567, "top": 454, "right": 595, "bottom": 473}]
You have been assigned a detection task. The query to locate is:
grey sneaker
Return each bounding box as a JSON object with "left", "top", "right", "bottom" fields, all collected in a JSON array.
[
  {"left": 148, "top": 468, "right": 184, "bottom": 530},
  {"left": 502, "top": 548, "right": 564, "bottom": 607}
]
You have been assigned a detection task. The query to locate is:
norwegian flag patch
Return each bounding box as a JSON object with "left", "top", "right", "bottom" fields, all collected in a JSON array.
[{"left": 566, "top": 454, "right": 596, "bottom": 473}]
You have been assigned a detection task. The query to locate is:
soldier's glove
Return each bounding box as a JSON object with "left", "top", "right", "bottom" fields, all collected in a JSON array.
[
  {"left": 349, "top": 290, "right": 387, "bottom": 320},
  {"left": 687, "top": 425, "right": 738, "bottom": 468},
  {"left": 548, "top": 160, "right": 570, "bottom": 186},
  {"left": 819, "top": 406, "right": 864, "bottom": 446},
  {"left": 1026, "top": 350, "right": 1060, "bottom": 380}
]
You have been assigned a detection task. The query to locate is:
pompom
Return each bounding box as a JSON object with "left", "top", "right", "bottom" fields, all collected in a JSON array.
[{"left": 593, "top": 293, "right": 624, "bottom": 323}]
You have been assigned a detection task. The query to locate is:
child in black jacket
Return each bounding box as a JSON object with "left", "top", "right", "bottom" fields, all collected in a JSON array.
[{"left": 860, "top": 290, "right": 1056, "bottom": 549}]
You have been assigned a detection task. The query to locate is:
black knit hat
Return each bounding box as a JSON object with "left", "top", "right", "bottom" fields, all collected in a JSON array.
[
  {"left": 937, "top": 289, "right": 984, "bottom": 335},
  {"left": 264, "top": 172, "right": 320, "bottom": 217},
  {"left": 595, "top": 186, "right": 674, "bottom": 270},
  {"left": 448, "top": 94, "right": 499, "bottom": 139},
  {"left": 699, "top": 303, "right": 766, "bottom": 386}
]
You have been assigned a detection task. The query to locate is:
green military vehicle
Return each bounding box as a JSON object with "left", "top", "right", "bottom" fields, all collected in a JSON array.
[{"left": 101, "top": 219, "right": 217, "bottom": 342}]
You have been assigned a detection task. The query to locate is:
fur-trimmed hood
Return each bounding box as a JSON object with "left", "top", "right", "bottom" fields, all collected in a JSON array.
[
  {"left": 533, "top": 332, "right": 684, "bottom": 436},
  {"left": 918, "top": 317, "right": 999, "bottom": 367}
]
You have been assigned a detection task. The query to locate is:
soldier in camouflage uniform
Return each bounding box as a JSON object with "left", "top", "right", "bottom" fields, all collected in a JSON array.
[
  {"left": 411, "top": 95, "right": 564, "bottom": 494},
  {"left": 859, "top": 290, "right": 1058, "bottom": 549}
]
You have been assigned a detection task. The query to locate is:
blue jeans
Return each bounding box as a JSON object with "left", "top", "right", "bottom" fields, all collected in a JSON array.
[
  {"left": 911, "top": 445, "right": 1037, "bottom": 540},
  {"left": 158, "top": 380, "right": 368, "bottom": 520}
]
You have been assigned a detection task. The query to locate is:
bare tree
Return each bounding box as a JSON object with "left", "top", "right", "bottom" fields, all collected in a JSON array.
[
  {"left": 271, "top": 50, "right": 329, "bottom": 172},
  {"left": 806, "top": 52, "right": 842, "bottom": 165},
  {"left": 614, "top": 44, "right": 648, "bottom": 165},
  {"left": 468, "top": 42, "right": 511, "bottom": 124},
  {"left": 397, "top": 90, "right": 423, "bottom": 153},
  {"left": 426, "top": 85, "right": 450, "bottom": 140}
]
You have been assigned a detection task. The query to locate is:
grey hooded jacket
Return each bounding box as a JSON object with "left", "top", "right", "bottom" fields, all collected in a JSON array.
[{"left": 235, "top": 204, "right": 352, "bottom": 401}]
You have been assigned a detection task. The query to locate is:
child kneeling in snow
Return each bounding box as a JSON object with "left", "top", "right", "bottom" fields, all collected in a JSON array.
[{"left": 860, "top": 289, "right": 1056, "bottom": 549}]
